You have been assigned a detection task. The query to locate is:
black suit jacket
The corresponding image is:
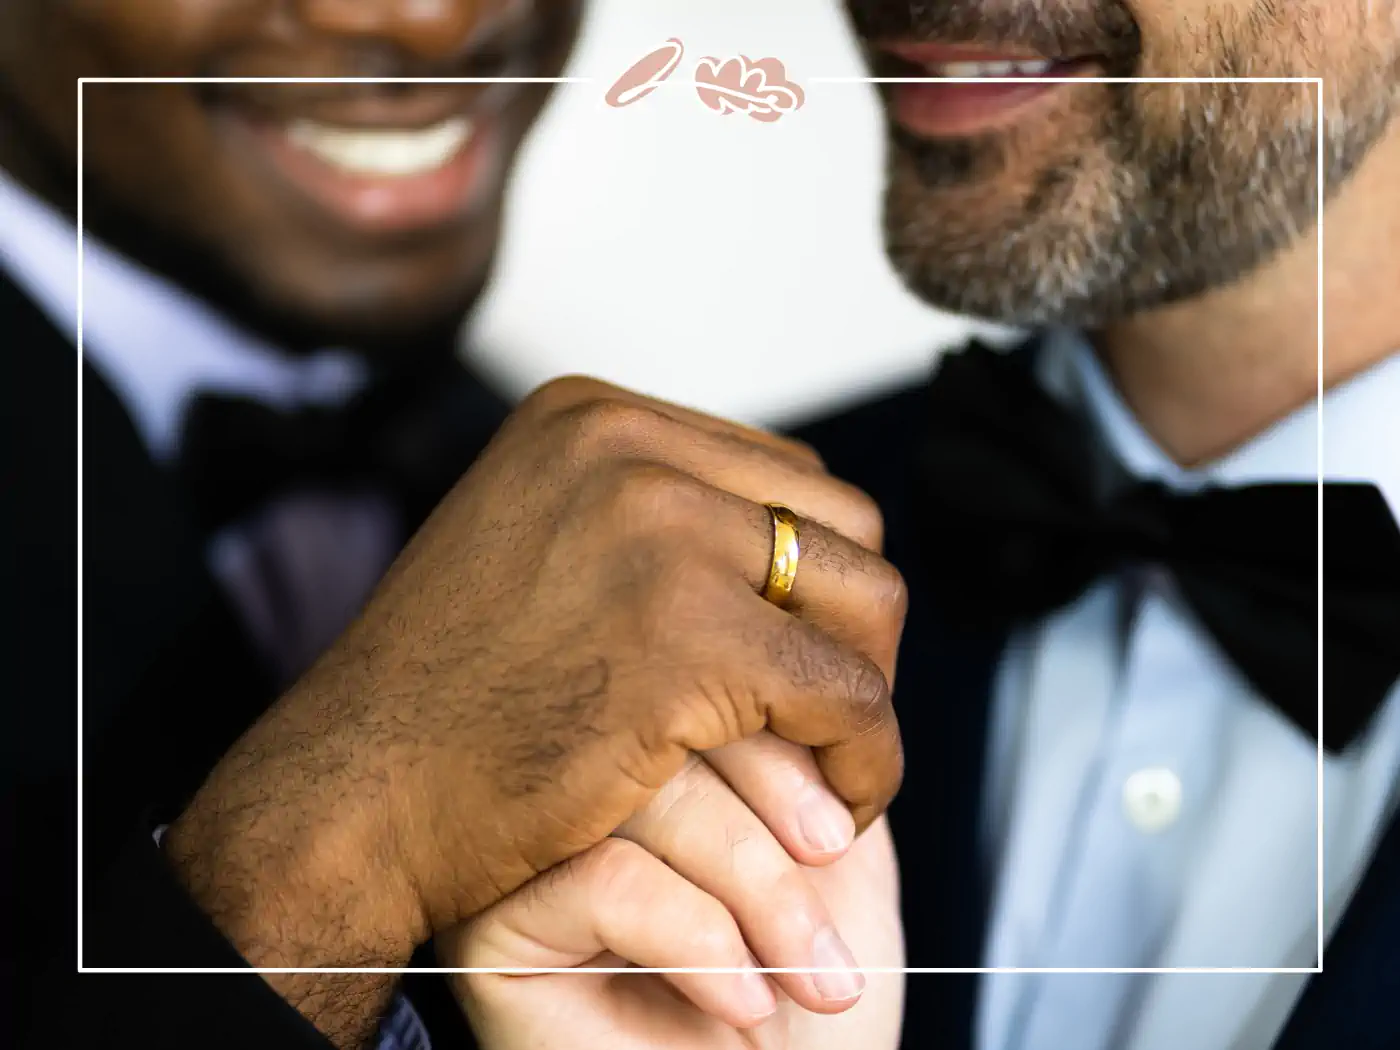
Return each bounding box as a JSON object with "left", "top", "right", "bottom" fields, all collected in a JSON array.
[
  {"left": 3, "top": 270, "right": 494, "bottom": 1048},
  {"left": 799, "top": 388, "right": 1400, "bottom": 1050},
  {"left": 4, "top": 271, "right": 1397, "bottom": 1049}
]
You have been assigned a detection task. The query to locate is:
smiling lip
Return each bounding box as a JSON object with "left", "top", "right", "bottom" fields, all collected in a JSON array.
[
  {"left": 218, "top": 78, "right": 526, "bottom": 238},
  {"left": 210, "top": 6, "right": 555, "bottom": 238},
  {"left": 233, "top": 110, "right": 504, "bottom": 237},
  {"left": 875, "top": 43, "right": 1100, "bottom": 138}
]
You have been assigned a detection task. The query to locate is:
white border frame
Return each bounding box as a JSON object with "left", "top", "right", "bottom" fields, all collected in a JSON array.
[{"left": 75, "top": 74, "right": 1327, "bottom": 977}]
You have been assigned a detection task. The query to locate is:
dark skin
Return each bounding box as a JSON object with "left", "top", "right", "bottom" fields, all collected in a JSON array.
[
  {"left": 168, "top": 379, "right": 908, "bottom": 1044},
  {"left": 0, "top": 0, "right": 578, "bottom": 351},
  {"left": 0, "top": 3, "right": 908, "bottom": 1048}
]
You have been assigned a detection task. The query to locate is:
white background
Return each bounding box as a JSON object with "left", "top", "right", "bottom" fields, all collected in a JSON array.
[{"left": 470, "top": 0, "right": 1011, "bottom": 427}]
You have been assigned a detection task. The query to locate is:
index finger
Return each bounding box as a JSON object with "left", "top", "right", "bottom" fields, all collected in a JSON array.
[
  {"left": 677, "top": 484, "right": 906, "bottom": 827},
  {"left": 733, "top": 597, "right": 905, "bottom": 833}
]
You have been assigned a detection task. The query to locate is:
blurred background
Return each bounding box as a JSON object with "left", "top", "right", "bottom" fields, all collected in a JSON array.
[{"left": 471, "top": 0, "right": 1015, "bottom": 428}]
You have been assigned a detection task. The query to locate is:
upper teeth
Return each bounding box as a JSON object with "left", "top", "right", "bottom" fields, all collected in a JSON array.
[
  {"left": 929, "top": 59, "right": 1055, "bottom": 78},
  {"left": 287, "top": 117, "right": 475, "bottom": 177}
]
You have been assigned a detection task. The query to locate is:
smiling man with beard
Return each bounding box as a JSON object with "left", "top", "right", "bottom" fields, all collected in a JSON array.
[
  {"left": 831, "top": 0, "right": 1400, "bottom": 1046},
  {"left": 435, "top": 2, "right": 1400, "bottom": 1050},
  {"left": 831, "top": 1, "right": 1400, "bottom": 1047}
]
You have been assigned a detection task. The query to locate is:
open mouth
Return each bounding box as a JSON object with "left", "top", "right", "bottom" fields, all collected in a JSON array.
[
  {"left": 222, "top": 90, "right": 509, "bottom": 239},
  {"left": 873, "top": 43, "right": 1103, "bottom": 138},
  {"left": 207, "top": 12, "right": 564, "bottom": 237},
  {"left": 283, "top": 115, "right": 480, "bottom": 179}
]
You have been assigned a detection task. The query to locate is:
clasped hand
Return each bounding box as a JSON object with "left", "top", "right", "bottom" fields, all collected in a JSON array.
[{"left": 165, "top": 377, "right": 909, "bottom": 1048}]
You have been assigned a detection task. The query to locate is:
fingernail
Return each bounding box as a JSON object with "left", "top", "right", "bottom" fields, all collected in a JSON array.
[
  {"left": 796, "top": 784, "right": 855, "bottom": 856},
  {"left": 810, "top": 927, "right": 865, "bottom": 1003},
  {"left": 737, "top": 961, "right": 778, "bottom": 1020}
]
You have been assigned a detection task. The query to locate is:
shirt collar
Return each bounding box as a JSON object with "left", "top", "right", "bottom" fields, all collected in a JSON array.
[
  {"left": 1037, "top": 325, "right": 1400, "bottom": 521},
  {"left": 0, "top": 168, "right": 369, "bottom": 465}
]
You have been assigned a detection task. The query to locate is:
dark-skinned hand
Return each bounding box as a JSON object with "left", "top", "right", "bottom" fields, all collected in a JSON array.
[{"left": 164, "top": 376, "right": 908, "bottom": 1047}]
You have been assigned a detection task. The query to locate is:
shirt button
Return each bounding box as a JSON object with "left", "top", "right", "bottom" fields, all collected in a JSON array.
[{"left": 1122, "top": 767, "right": 1183, "bottom": 833}]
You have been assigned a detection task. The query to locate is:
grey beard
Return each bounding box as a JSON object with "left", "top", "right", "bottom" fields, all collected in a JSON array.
[{"left": 881, "top": 48, "right": 1399, "bottom": 328}]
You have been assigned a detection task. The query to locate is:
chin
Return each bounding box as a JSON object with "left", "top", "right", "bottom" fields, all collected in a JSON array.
[
  {"left": 210, "top": 259, "right": 486, "bottom": 362},
  {"left": 224, "top": 232, "right": 498, "bottom": 360},
  {"left": 274, "top": 286, "right": 483, "bottom": 362}
]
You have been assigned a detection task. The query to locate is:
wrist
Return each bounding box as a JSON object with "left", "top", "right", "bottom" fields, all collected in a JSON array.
[{"left": 164, "top": 759, "right": 429, "bottom": 970}]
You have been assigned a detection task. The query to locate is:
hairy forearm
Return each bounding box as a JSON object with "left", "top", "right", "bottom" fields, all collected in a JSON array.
[{"left": 162, "top": 758, "right": 426, "bottom": 1049}]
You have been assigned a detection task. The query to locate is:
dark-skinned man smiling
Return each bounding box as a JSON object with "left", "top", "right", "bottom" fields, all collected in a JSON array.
[{"left": 1, "top": 2, "right": 907, "bottom": 1049}]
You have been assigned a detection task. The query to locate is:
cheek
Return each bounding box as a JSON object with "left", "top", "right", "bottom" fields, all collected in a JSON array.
[
  {"left": 1132, "top": 0, "right": 1393, "bottom": 77},
  {"left": 66, "top": 0, "right": 262, "bottom": 218},
  {"left": 68, "top": 0, "right": 258, "bottom": 72},
  {"left": 1124, "top": 0, "right": 1389, "bottom": 159},
  {"left": 6, "top": 0, "right": 260, "bottom": 217},
  {"left": 81, "top": 84, "right": 243, "bottom": 232}
]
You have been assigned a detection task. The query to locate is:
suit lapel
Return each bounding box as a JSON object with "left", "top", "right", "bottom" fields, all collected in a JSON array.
[
  {"left": 794, "top": 383, "right": 1007, "bottom": 1049},
  {"left": 1, "top": 269, "right": 266, "bottom": 1038},
  {"left": 2, "top": 266, "right": 274, "bottom": 898},
  {"left": 1270, "top": 809, "right": 1400, "bottom": 1050},
  {"left": 886, "top": 542, "right": 1005, "bottom": 1050}
]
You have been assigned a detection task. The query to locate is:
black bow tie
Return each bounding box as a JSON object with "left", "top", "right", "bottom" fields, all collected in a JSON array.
[
  {"left": 176, "top": 357, "right": 509, "bottom": 535},
  {"left": 917, "top": 340, "right": 1400, "bottom": 753}
]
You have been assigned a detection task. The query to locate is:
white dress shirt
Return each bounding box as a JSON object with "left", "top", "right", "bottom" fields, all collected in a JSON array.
[
  {"left": 0, "top": 168, "right": 402, "bottom": 684},
  {"left": 978, "top": 328, "right": 1400, "bottom": 1050}
]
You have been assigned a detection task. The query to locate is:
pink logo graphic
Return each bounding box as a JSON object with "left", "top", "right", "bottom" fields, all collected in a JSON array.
[
  {"left": 694, "top": 56, "right": 805, "bottom": 122},
  {"left": 605, "top": 38, "right": 686, "bottom": 108},
  {"left": 605, "top": 39, "right": 804, "bottom": 124}
]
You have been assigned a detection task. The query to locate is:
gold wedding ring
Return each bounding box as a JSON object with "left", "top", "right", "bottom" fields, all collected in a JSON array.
[{"left": 762, "top": 504, "right": 801, "bottom": 607}]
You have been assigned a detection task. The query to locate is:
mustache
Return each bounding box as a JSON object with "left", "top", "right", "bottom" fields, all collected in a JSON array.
[
  {"left": 201, "top": 0, "right": 578, "bottom": 89},
  {"left": 843, "top": 0, "right": 1141, "bottom": 62}
]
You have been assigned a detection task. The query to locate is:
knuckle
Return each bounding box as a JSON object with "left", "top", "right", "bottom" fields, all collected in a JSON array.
[
  {"left": 557, "top": 398, "right": 664, "bottom": 461},
  {"left": 870, "top": 561, "right": 910, "bottom": 626},
  {"left": 601, "top": 461, "right": 707, "bottom": 530},
  {"left": 887, "top": 743, "right": 907, "bottom": 798},
  {"left": 579, "top": 837, "right": 651, "bottom": 899},
  {"left": 616, "top": 541, "right": 724, "bottom": 664},
  {"left": 657, "top": 671, "right": 758, "bottom": 752},
  {"left": 686, "top": 901, "right": 746, "bottom": 962},
  {"left": 862, "top": 749, "right": 906, "bottom": 818},
  {"left": 862, "top": 718, "right": 906, "bottom": 810},
  {"left": 643, "top": 754, "right": 713, "bottom": 824},
  {"left": 720, "top": 816, "right": 788, "bottom": 890},
  {"left": 763, "top": 865, "right": 826, "bottom": 931},
  {"left": 845, "top": 658, "right": 893, "bottom": 731},
  {"left": 523, "top": 374, "right": 612, "bottom": 416},
  {"left": 834, "top": 486, "right": 886, "bottom": 552},
  {"left": 785, "top": 437, "right": 827, "bottom": 470},
  {"left": 774, "top": 616, "right": 841, "bottom": 692},
  {"left": 644, "top": 550, "right": 728, "bottom": 631},
  {"left": 648, "top": 693, "right": 702, "bottom": 751}
]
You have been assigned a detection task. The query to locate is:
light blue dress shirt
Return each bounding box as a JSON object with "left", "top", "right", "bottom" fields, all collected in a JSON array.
[
  {"left": 0, "top": 167, "right": 404, "bottom": 683},
  {"left": 977, "top": 329, "right": 1400, "bottom": 1050}
]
